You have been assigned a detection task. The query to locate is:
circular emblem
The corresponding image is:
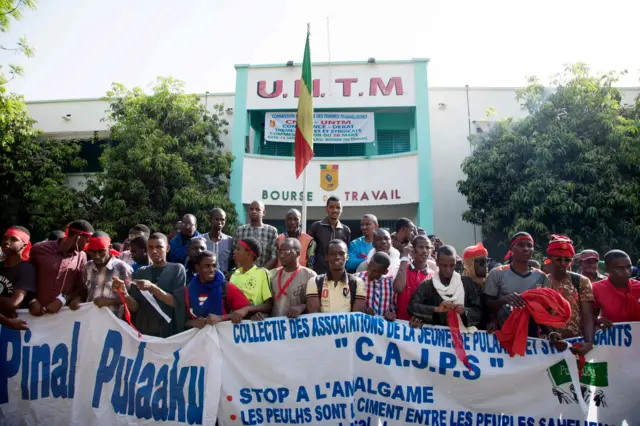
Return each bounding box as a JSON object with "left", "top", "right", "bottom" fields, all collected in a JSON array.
[{"left": 325, "top": 174, "right": 333, "bottom": 182}]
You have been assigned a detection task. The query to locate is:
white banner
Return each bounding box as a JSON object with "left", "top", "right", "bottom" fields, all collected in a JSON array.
[
  {"left": 0, "top": 305, "right": 221, "bottom": 426},
  {"left": 264, "top": 112, "right": 375, "bottom": 144},
  {"left": 1, "top": 307, "right": 639, "bottom": 425}
]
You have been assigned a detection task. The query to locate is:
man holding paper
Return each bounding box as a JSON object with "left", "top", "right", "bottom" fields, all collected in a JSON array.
[{"left": 113, "top": 233, "right": 187, "bottom": 337}]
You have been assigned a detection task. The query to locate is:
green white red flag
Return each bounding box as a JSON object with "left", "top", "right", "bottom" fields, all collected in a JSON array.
[{"left": 294, "top": 27, "right": 313, "bottom": 178}]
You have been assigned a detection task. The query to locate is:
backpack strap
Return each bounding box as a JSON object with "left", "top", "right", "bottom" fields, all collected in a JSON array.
[
  {"left": 222, "top": 281, "right": 230, "bottom": 315},
  {"left": 315, "top": 274, "right": 325, "bottom": 299},
  {"left": 347, "top": 274, "right": 357, "bottom": 306},
  {"left": 569, "top": 272, "right": 581, "bottom": 294}
]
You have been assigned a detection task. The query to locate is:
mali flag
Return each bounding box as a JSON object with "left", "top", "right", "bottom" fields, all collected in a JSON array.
[{"left": 294, "top": 27, "right": 314, "bottom": 178}]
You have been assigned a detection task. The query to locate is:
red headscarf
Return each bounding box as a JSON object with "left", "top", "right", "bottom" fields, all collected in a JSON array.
[
  {"left": 4, "top": 228, "right": 32, "bottom": 261},
  {"left": 547, "top": 235, "right": 575, "bottom": 258},
  {"left": 463, "top": 243, "right": 488, "bottom": 260},
  {"left": 85, "top": 235, "right": 120, "bottom": 257},
  {"left": 504, "top": 234, "right": 534, "bottom": 260}
]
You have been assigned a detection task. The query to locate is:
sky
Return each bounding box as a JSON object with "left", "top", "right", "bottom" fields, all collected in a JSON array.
[{"left": 4, "top": 0, "right": 639, "bottom": 101}]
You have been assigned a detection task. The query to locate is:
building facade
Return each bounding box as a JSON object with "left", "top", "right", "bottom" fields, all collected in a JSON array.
[{"left": 24, "top": 62, "right": 639, "bottom": 251}]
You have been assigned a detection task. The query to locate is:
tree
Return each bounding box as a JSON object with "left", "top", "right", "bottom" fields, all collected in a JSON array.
[
  {"left": 457, "top": 63, "right": 640, "bottom": 259},
  {"left": 0, "top": 0, "right": 36, "bottom": 84},
  {"left": 80, "top": 77, "right": 237, "bottom": 238},
  {"left": 0, "top": 0, "right": 85, "bottom": 237}
]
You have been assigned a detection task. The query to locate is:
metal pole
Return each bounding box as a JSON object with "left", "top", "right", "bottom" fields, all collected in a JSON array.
[{"left": 301, "top": 168, "right": 308, "bottom": 232}]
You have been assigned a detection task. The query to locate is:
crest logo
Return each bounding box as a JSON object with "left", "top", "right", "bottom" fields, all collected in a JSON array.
[
  {"left": 320, "top": 164, "right": 339, "bottom": 191},
  {"left": 269, "top": 120, "right": 276, "bottom": 128}
]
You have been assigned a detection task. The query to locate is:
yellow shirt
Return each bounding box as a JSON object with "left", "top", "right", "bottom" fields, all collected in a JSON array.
[
  {"left": 306, "top": 272, "right": 366, "bottom": 313},
  {"left": 230, "top": 266, "right": 273, "bottom": 305}
]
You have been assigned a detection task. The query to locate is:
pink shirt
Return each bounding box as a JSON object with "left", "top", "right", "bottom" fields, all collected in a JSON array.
[{"left": 30, "top": 240, "right": 87, "bottom": 306}]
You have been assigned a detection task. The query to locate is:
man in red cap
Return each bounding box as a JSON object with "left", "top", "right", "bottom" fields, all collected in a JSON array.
[
  {"left": 29, "top": 220, "right": 94, "bottom": 316},
  {"left": 545, "top": 235, "right": 595, "bottom": 354},
  {"left": 462, "top": 243, "right": 489, "bottom": 288},
  {"left": 577, "top": 250, "right": 606, "bottom": 284},
  {"left": 0, "top": 226, "right": 36, "bottom": 330},
  {"left": 76, "top": 231, "right": 133, "bottom": 316}
]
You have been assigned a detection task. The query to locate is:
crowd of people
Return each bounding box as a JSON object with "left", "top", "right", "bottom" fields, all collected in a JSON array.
[{"left": 1, "top": 196, "right": 639, "bottom": 358}]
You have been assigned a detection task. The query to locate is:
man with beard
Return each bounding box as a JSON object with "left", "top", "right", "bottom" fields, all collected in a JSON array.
[
  {"left": 169, "top": 214, "right": 201, "bottom": 265},
  {"left": 308, "top": 196, "right": 351, "bottom": 275},
  {"left": 483, "top": 232, "right": 547, "bottom": 337},
  {"left": 391, "top": 218, "right": 415, "bottom": 253}
]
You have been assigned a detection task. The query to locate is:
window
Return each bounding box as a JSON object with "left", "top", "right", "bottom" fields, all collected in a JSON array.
[
  {"left": 313, "top": 143, "right": 366, "bottom": 157},
  {"left": 377, "top": 130, "right": 410, "bottom": 155},
  {"left": 259, "top": 140, "right": 293, "bottom": 156},
  {"left": 258, "top": 139, "right": 366, "bottom": 157}
]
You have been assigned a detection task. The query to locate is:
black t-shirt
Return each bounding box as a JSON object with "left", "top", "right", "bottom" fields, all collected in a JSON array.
[{"left": 0, "top": 260, "right": 37, "bottom": 310}]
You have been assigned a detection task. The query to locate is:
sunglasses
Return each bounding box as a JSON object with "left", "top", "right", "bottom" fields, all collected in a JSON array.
[{"left": 474, "top": 259, "right": 488, "bottom": 265}]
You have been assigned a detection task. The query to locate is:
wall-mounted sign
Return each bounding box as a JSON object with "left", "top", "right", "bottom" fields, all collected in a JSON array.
[
  {"left": 242, "top": 155, "right": 418, "bottom": 207},
  {"left": 246, "top": 63, "right": 416, "bottom": 109},
  {"left": 264, "top": 112, "right": 375, "bottom": 144}
]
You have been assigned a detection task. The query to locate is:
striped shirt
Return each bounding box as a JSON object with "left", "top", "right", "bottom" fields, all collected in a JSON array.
[
  {"left": 83, "top": 257, "right": 133, "bottom": 317},
  {"left": 355, "top": 271, "right": 396, "bottom": 316},
  {"left": 233, "top": 224, "right": 279, "bottom": 268}
]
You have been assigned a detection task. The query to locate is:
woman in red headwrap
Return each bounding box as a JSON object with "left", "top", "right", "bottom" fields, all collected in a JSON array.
[
  {"left": 545, "top": 235, "right": 595, "bottom": 355},
  {"left": 0, "top": 226, "right": 36, "bottom": 329}
]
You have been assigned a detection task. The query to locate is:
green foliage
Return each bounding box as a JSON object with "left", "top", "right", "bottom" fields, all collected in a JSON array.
[
  {"left": 80, "top": 77, "right": 237, "bottom": 238},
  {"left": 458, "top": 63, "right": 640, "bottom": 259},
  {"left": 0, "top": 0, "right": 36, "bottom": 83},
  {"left": 0, "top": 91, "right": 84, "bottom": 235}
]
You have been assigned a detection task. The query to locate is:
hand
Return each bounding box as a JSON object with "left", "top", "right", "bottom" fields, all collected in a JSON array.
[
  {"left": 68, "top": 297, "right": 82, "bottom": 311},
  {"left": 434, "top": 301, "right": 455, "bottom": 313},
  {"left": 548, "top": 332, "right": 568, "bottom": 352},
  {"left": 502, "top": 293, "right": 526, "bottom": 309},
  {"left": 93, "top": 297, "right": 110, "bottom": 308},
  {"left": 29, "top": 300, "right": 44, "bottom": 317},
  {"left": 46, "top": 298, "right": 64, "bottom": 314},
  {"left": 231, "top": 307, "right": 249, "bottom": 324},
  {"left": 597, "top": 317, "right": 613, "bottom": 329},
  {"left": 286, "top": 306, "right": 304, "bottom": 319},
  {"left": 3, "top": 317, "right": 29, "bottom": 330},
  {"left": 111, "top": 277, "right": 128, "bottom": 295},
  {"left": 251, "top": 312, "right": 265, "bottom": 321},
  {"left": 402, "top": 244, "right": 413, "bottom": 259},
  {"left": 383, "top": 310, "right": 396, "bottom": 322},
  {"left": 207, "top": 314, "right": 224, "bottom": 325},
  {"left": 187, "top": 318, "right": 207, "bottom": 329},
  {"left": 454, "top": 305, "right": 465, "bottom": 315},
  {"left": 486, "top": 320, "right": 498, "bottom": 334},
  {"left": 409, "top": 316, "right": 423, "bottom": 328},
  {"left": 365, "top": 306, "right": 376, "bottom": 316},
  {"left": 570, "top": 342, "right": 594, "bottom": 357},
  {"left": 134, "top": 280, "right": 155, "bottom": 292}
]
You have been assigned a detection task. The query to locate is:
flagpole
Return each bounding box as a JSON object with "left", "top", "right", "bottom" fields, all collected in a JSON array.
[{"left": 301, "top": 167, "right": 308, "bottom": 233}]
